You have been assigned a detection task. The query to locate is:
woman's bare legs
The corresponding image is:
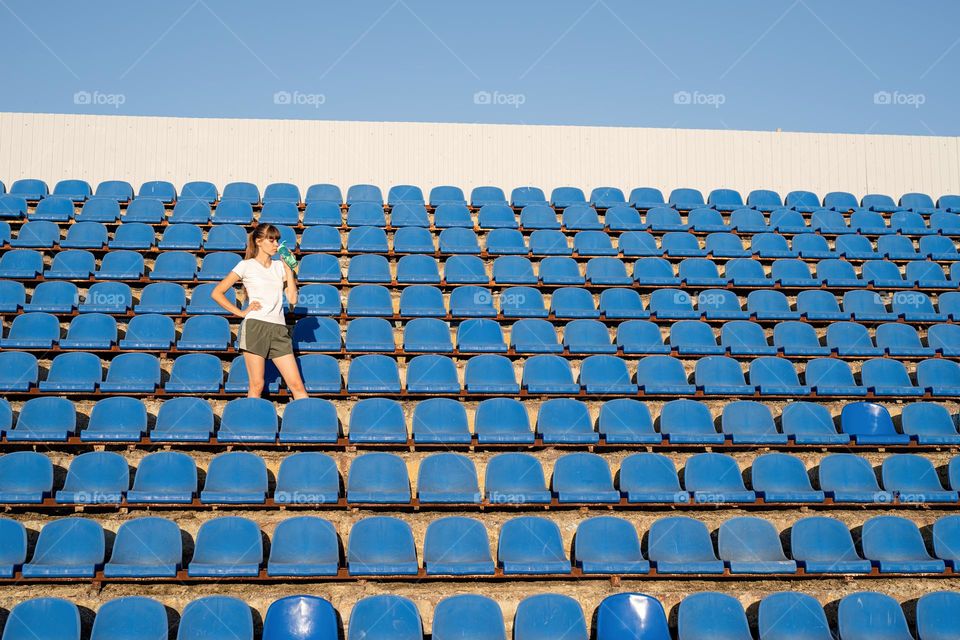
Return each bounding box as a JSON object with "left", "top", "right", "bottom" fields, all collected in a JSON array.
[
  {"left": 242, "top": 351, "right": 267, "bottom": 398},
  {"left": 273, "top": 353, "right": 309, "bottom": 400}
]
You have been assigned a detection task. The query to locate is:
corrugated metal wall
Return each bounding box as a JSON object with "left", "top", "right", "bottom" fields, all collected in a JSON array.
[{"left": 1, "top": 111, "right": 958, "bottom": 198}]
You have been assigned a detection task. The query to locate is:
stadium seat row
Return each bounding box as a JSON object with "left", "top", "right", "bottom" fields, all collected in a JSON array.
[
  {"left": 7, "top": 590, "right": 958, "bottom": 640},
  {"left": 3, "top": 178, "right": 959, "bottom": 212},
  {"left": 9, "top": 312, "right": 960, "bottom": 361},
  {"left": 7, "top": 283, "right": 960, "bottom": 327},
  {"left": 1, "top": 511, "right": 959, "bottom": 578},
  {"left": 2, "top": 394, "right": 957, "bottom": 445},
  {"left": 3, "top": 448, "right": 958, "bottom": 506},
  {"left": 3, "top": 348, "right": 958, "bottom": 398}
]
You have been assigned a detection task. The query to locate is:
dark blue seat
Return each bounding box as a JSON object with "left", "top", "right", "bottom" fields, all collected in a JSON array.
[
  {"left": 266, "top": 517, "right": 339, "bottom": 576},
  {"left": 0, "top": 451, "right": 53, "bottom": 503},
  {"left": 44, "top": 249, "right": 95, "bottom": 279},
  {"left": 791, "top": 516, "right": 871, "bottom": 573},
  {"left": 295, "top": 284, "right": 341, "bottom": 316},
  {"left": 706, "top": 232, "right": 748, "bottom": 257},
  {"left": 685, "top": 453, "right": 756, "bottom": 503},
  {"left": 841, "top": 402, "right": 909, "bottom": 445},
  {"left": 596, "top": 594, "right": 669, "bottom": 640},
  {"left": 418, "top": 453, "right": 481, "bottom": 503},
  {"left": 94, "top": 250, "right": 144, "bottom": 280},
  {"left": 7, "top": 397, "right": 76, "bottom": 441},
  {"left": 81, "top": 396, "right": 147, "bottom": 441},
  {"left": 772, "top": 258, "right": 819, "bottom": 287},
  {"left": 474, "top": 397, "right": 532, "bottom": 442},
  {"left": 23, "top": 518, "right": 104, "bottom": 577},
  {"left": 127, "top": 451, "right": 197, "bottom": 503},
  {"left": 347, "top": 453, "right": 410, "bottom": 503},
  {"left": 348, "top": 595, "right": 421, "bottom": 639},
  {"left": 212, "top": 199, "right": 253, "bottom": 224},
  {"left": 752, "top": 453, "right": 825, "bottom": 503},
  {"left": 259, "top": 201, "right": 301, "bottom": 225},
  {"left": 721, "top": 400, "right": 786, "bottom": 444},
  {"left": 348, "top": 517, "right": 418, "bottom": 575},
  {"left": 574, "top": 516, "right": 648, "bottom": 574},
  {"left": 585, "top": 257, "right": 630, "bottom": 285},
  {"left": 197, "top": 251, "right": 242, "bottom": 281},
  {"left": 563, "top": 319, "right": 613, "bottom": 354},
  {"left": 160, "top": 224, "right": 203, "bottom": 250},
  {"left": 573, "top": 230, "right": 616, "bottom": 256},
  {"left": 484, "top": 453, "right": 549, "bottom": 503},
  {"left": 536, "top": 398, "right": 597, "bottom": 442},
  {"left": 718, "top": 516, "right": 795, "bottom": 574},
  {"left": 2, "top": 598, "right": 80, "bottom": 640},
  {"left": 648, "top": 516, "right": 723, "bottom": 574},
  {"left": 646, "top": 206, "right": 688, "bottom": 231},
  {"left": 596, "top": 399, "right": 658, "bottom": 444},
  {"left": 882, "top": 454, "right": 957, "bottom": 503},
  {"left": 901, "top": 402, "right": 960, "bottom": 444},
  {"left": 836, "top": 234, "right": 880, "bottom": 260},
  {"left": 498, "top": 516, "right": 569, "bottom": 574},
  {"left": 464, "top": 354, "right": 520, "bottom": 394},
  {"left": 218, "top": 398, "right": 278, "bottom": 443},
  {"left": 201, "top": 452, "right": 267, "bottom": 503},
  {"left": 178, "top": 596, "right": 253, "bottom": 639},
  {"left": 177, "top": 315, "right": 230, "bottom": 350},
  {"left": 679, "top": 259, "right": 726, "bottom": 287},
  {"left": 499, "top": 286, "right": 546, "bottom": 317},
  {"left": 552, "top": 453, "right": 618, "bottom": 503},
  {"left": 0, "top": 280, "right": 25, "bottom": 313},
  {"left": 746, "top": 290, "right": 797, "bottom": 320},
  {"left": 825, "top": 322, "right": 883, "bottom": 357},
  {"left": 403, "top": 318, "right": 453, "bottom": 353},
  {"left": 60, "top": 221, "right": 107, "bottom": 248},
  {"left": 104, "top": 517, "right": 181, "bottom": 577},
  {"left": 94, "top": 180, "right": 133, "bottom": 203},
  {"left": 412, "top": 398, "right": 470, "bottom": 443},
  {"left": 523, "top": 355, "right": 578, "bottom": 394},
  {"left": 120, "top": 198, "right": 165, "bottom": 223},
  {"left": 752, "top": 234, "right": 793, "bottom": 259},
  {"left": 819, "top": 453, "right": 892, "bottom": 502},
  {"left": 188, "top": 516, "right": 262, "bottom": 577},
  {"left": 637, "top": 355, "right": 695, "bottom": 395},
  {"left": 838, "top": 592, "right": 914, "bottom": 640},
  {"left": 348, "top": 398, "right": 406, "bottom": 443},
  {"left": 299, "top": 225, "right": 341, "bottom": 252},
  {"left": 599, "top": 288, "right": 647, "bottom": 319},
  {"left": 279, "top": 399, "right": 340, "bottom": 444},
  {"left": 397, "top": 284, "right": 444, "bottom": 318},
  {"left": 149, "top": 397, "right": 214, "bottom": 442},
  {"left": 658, "top": 399, "right": 721, "bottom": 444}
]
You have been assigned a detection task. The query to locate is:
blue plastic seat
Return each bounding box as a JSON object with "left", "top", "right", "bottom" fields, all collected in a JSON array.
[
  {"left": 519, "top": 204, "right": 559, "bottom": 230},
  {"left": 563, "top": 205, "right": 602, "bottom": 231},
  {"left": 197, "top": 251, "right": 241, "bottom": 281},
  {"left": 403, "top": 318, "right": 453, "bottom": 352},
  {"left": 127, "top": 451, "right": 197, "bottom": 503},
  {"left": 149, "top": 397, "right": 214, "bottom": 442},
  {"left": 429, "top": 185, "right": 466, "bottom": 207},
  {"left": 418, "top": 453, "right": 480, "bottom": 503},
  {"left": 266, "top": 516, "right": 339, "bottom": 576},
  {"left": 393, "top": 226, "right": 434, "bottom": 253},
  {"left": 637, "top": 356, "right": 695, "bottom": 395},
  {"left": 345, "top": 317, "right": 394, "bottom": 351},
  {"left": 882, "top": 454, "right": 957, "bottom": 503},
  {"left": 549, "top": 287, "right": 598, "bottom": 318},
  {"left": 901, "top": 402, "right": 960, "bottom": 444},
  {"left": 1, "top": 313, "right": 59, "bottom": 350},
  {"left": 104, "top": 517, "right": 181, "bottom": 578},
  {"left": 751, "top": 234, "right": 792, "bottom": 259},
  {"left": 819, "top": 453, "right": 892, "bottom": 502},
  {"left": 499, "top": 286, "right": 546, "bottom": 317},
  {"left": 691, "top": 208, "right": 730, "bottom": 231},
  {"left": 893, "top": 290, "right": 946, "bottom": 321},
  {"left": 838, "top": 592, "right": 914, "bottom": 640},
  {"left": 825, "top": 323, "right": 881, "bottom": 356},
  {"left": 810, "top": 208, "right": 849, "bottom": 234},
  {"left": 585, "top": 257, "right": 629, "bottom": 285},
  {"left": 80, "top": 396, "right": 147, "bottom": 442},
  {"left": 348, "top": 398, "right": 406, "bottom": 443},
  {"left": 92, "top": 180, "right": 132, "bottom": 203},
  {"left": 397, "top": 255, "right": 440, "bottom": 284},
  {"left": 261, "top": 181, "right": 300, "bottom": 204},
  {"left": 523, "top": 355, "right": 578, "bottom": 393},
  {"left": 2, "top": 598, "right": 80, "bottom": 640},
  {"left": 670, "top": 320, "right": 723, "bottom": 355},
  {"left": 188, "top": 516, "right": 262, "bottom": 577},
  {"left": 573, "top": 516, "right": 648, "bottom": 574},
  {"left": 511, "top": 186, "right": 546, "bottom": 208},
  {"left": 432, "top": 204, "right": 472, "bottom": 229},
  {"left": 100, "top": 353, "right": 161, "bottom": 393},
  {"left": 513, "top": 594, "right": 586, "bottom": 640},
  {"left": 24, "top": 281, "right": 78, "bottom": 313},
  {"left": 407, "top": 354, "right": 459, "bottom": 393},
  {"left": 23, "top": 518, "right": 104, "bottom": 577},
  {"left": 680, "top": 260, "right": 727, "bottom": 287},
  {"left": 860, "top": 358, "right": 922, "bottom": 397},
  {"left": 758, "top": 593, "right": 833, "bottom": 640},
  {"left": 118, "top": 314, "right": 174, "bottom": 350},
  {"left": 432, "top": 595, "right": 505, "bottom": 639},
  {"left": 177, "top": 596, "right": 253, "bottom": 640},
  {"left": 443, "top": 256, "right": 487, "bottom": 284},
  {"left": 562, "top": 319, "right": 613, "bottom": 354},
  {"left": 920, "top": 236, "right": 959, "bottom": 262},
  {"left": 119, "top": 198, "right": 164, "bottom": 224},
  {"left": 645, "top": 206, "right": 687, "bottom": 231},
  {"left": 449, "top": 286, "right": 495, "bottom": 317},
  {"left": 212, "top": 198, "right": 253, "bottom": 224},
  {"left": 678, "top": 593, "right": 753, "bottom": 640},
  {"left": 618, "top": 452, "right": 686, "bottom": 503},
  {"left": 492, "top": 256, "right": 536, "bottom": 284},
  {"left": 748, "top": 356, "right": 809, "bottom": 396},
  {"left": 618, "top": 231, "right": 659, "bottom": 258},
  {"left": 169, "top": 200, "right": 211, "bottom": 224},
  {"left": 552, "top": 453, "right": 618, "bottom": 503},
  {"left": 835, "top": 234, "right": 880, "bottom": 260},
  {"left": 791, "top": 516, "right": 871, "bottom": 573},
  {"left": 439, "top": 227, "right": 480, "bottom": 254},
  {"left": 412, "top": 398, "right": 470, "bottom": 443},
  {"left": 627, "top": 187, "right": 663, "bottom": 209},
  {"left": 347, "top": 284, "right": 393, "bottom": 316},
  {"left": 54, "top": 179, "right": 92, "bottom": 202},
  {"left": 149, "top": 250, "right": 196, "bottom": 280},
  {"left": 59, "top": 221, "right": 107, "bottom": 249},
  {"left": 44, "top": 249, "right": 94, "bottom": 279},
  {"left": 302, "top": 183, "right": 341, "bottom": 206},
  {"left": 347, "top": 452, "right": 410, "bottom": 503},
  {"left": 30, "top": 197, "right": 74, "bottom": 222},
  {"left": 685, "top": 452, "right": 756, "bottom": 503},
  {"left": 593, "top": 399, "right": 658, "bottom": 444},
  {"left": 662, "top": 233, "right": 706, "bottom": 257},
  {"left": 0, "top": 281, "right": 24, "bottom": 313},
  {"left": 302, "top": 202, "right": 342, "bottom": 226},
  {"left": 536, "top": 398, "right": 597, "bottom": 442},
  {"left": 176, "top": 315, "right": 230, "bottom": 350},
  {"left": 484, "top": 453, "right": 549, "bottom": 503},
  {"left": 529, "top": 229, "right": 571, "bottom": 255},
  {"left": 876, "top": 323, "right": 934, "bottom": 357},
  {"left": 656, "top": 399, "right": 719, "bottom": 444},
  {"left": 648, "top": 289, "right": 697, "bottom": 319},
  {"left": 178, "top": 180, "right": 217, "bottom": 203},
  {"left": 614, "top": 320, "right": 667, "bottom": 355},
  {"left": 752, "top": 453, "right": 824, "bottom": 503},
  {"left": 589, "top": 186, "right": 625, "bottom": 209},
  {"left": 201, "top": 452, "right": 267, "bottom": 503},
  {"left": 348, "top": 517, "right": 418, "bottom": 575},
  {"left": 90, "top": 596, "right": 170, "bottom": 640},
  {"left": 298, "top": 225, "right": 340, "bottom": 253},
  {"left": 347, "top": 226, "right": 388, "bottom": 252},
  {"left": 861, "top": 260, "right": 908, "bottom": 289},
  {"left": 721, "top": 320, "right": 775, "bottom": 356},
  {"left": 773, "top": 321, "right": 829, "bottom": 356},
  {"left": 220, "top": 181, "right": 259, "bottom": 205},
  {"left": 474, "top": 397, "right": 532, "bottom": 442},
  {"left": 7, "top": 397, "right": 76, "bottom": 443},
  {"left": 634, "top": 257, "right": 679, "bottom": 286},
  {"left": 218, "top": 397, "right": 278, "bottom": 443},
  {"left": 164, "top": 353, "right": 222, "bottom": 394},
  {"left": 719, "top": 516, "right": 795, "bottom": 574},
  {"left": 648, "top": 516, "right": 723, "bottom": 574},
  {"left": 804, "top": 358, "right": 865, "bottom": 396},
  {"left": 458, "top": 319, "right": 507, "bottom": 352},
  {"left": 793, "top": 233, "right": 835, "bottom": 259},
  {"left": 348, "top": 595, "right": 421, "bottom": 640},
  {"left": 0, "top": 451, "right": 53, "bottom": 503},
  {"left": 551, "top": 187, "right": 586, "bottom": 209},
  {"left": 917, "top": 591, "right": 960, "bottom": 640},
  {"left": 597, "top": 288, "right": 646, "bottom": 319},
  {"left": 606, "top": 205, "right": 644, "bottom": 230},
  {"left": 347, "top": 254, "right": 390, "bottom": 283},
  {"left": 722, "top": 400, "right": 786, "bottom": 444},
  {"left": 498, "top": 516, "right": 569, "bottom": 574},
  {"left": 695, "top": 355, "right": 754, "bottom": 395},
  {"left": 572, "top": 230, "right": 615, "bottom": 256},
  {"left": 293, "top": 353, "right": 340, "bottom": 393},
  {"left": 772, "top": 258, "right": 819, "bottom": 287},
  {"left": 744, "top": 290, "right": 795, "bottom": 321},
  {"left": 477, "top": 204, "right": 517, "bottom": 229},
  {"left": 706, "top": 232, "right": 748, "bottom": 258},
  {"left": 347, "top": 354, "right": 401, "bottom": 393},
  {"left": 771, "top": 208, "right": 810, "bottom": 233}
]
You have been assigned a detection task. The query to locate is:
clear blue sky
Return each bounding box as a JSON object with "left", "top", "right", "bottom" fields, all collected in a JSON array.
[{"left": 1, "top": 0, "right": 957, "bottom": 135}]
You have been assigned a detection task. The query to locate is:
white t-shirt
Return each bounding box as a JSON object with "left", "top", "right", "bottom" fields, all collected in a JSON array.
[{"left": 231, "top": 258, "right": 287, "bottom": 325}]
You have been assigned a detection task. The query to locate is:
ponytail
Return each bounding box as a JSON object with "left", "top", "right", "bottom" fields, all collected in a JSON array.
[{"left": 245, "top": 223, "right": 281, "bottom": 260}]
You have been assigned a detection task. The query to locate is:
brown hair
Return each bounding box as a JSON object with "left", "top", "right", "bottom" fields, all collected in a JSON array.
[{"left": 245, "top": 223, "right": 281, "bottom": 260}]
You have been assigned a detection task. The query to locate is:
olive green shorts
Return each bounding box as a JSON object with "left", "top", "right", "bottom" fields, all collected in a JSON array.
[{"left": 238, "top": 318, "right": 293, "bottom": 359}]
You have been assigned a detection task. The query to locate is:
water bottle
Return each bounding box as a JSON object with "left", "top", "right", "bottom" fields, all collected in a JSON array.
[{"left": 277, "top": 241, "right": 298, "bottom": 271}]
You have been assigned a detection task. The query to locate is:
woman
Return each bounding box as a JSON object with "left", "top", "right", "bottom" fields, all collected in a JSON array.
[{"left": 212, "top": 223, "right": 308, "bottom": 399}]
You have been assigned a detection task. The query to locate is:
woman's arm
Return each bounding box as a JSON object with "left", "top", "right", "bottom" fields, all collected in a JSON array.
[
  {"left": 282, "top": 262, "right": 298, "bottom": 305},
  {"left": 212, "top": 271, "right": 257, "bottom": 317}
]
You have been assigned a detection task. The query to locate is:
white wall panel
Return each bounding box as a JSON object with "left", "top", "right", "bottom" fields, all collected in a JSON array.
[{"left": 0, "top": 112, "right": 958, "bottom": 199}]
